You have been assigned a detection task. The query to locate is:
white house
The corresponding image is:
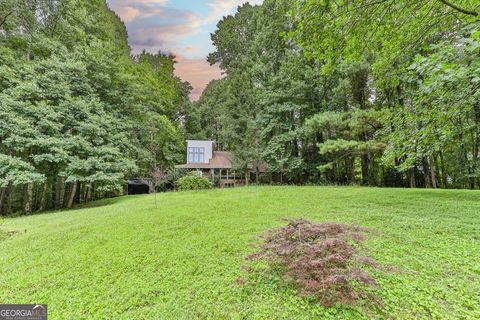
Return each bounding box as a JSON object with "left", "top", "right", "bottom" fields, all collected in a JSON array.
[
  {"left": 186, "top": 140, "right": 214, "bottom": 164},
  {"left": 175, "top": 140, "right": 268, "bottom": 187},
  {"left": 175, "top": 140, "right": 239, "bottom": 187}
]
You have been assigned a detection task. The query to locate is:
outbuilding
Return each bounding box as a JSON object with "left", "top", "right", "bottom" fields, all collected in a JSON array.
[{"left": 126, "top": 178, "right": 153, "bottom": 194}]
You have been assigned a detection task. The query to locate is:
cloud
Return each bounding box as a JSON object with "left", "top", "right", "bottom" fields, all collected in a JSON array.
[
  {"left": 184, "top": 46, "right": 199, "bottom": 53},
  {"left": 174, "top": 59, "right": 223, "bottom": 101},
  {"left": 127, "top": 9, "right": 200, "bottom": 50},
  {"left": 205, "top": 0, "right": 264, "bottom": 24},
  {"left": 108, "top": 0, "right": 169, "bottom": 22},
  {"left": 107, "top": 0, "right": 263, "bottom": 100},
  {"left": 115, "top": 6, "right": 141, "bottom": 22},
  {"left": 107, "top": 1, "right": 201, "bottom": 53}
]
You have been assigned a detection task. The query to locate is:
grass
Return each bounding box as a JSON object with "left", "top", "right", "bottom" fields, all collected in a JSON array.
[{"left": 0, "top": 186, "right": 479, "bottom": 319}]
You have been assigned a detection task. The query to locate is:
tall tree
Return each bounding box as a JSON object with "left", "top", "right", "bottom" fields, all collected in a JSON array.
[{"left": 0, "top": 0, "right": 189, "bottom": 214}]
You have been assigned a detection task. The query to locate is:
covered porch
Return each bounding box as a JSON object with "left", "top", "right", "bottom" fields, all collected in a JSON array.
[{"left": 175, "top": 151, "right": 244, "bottom": 188}]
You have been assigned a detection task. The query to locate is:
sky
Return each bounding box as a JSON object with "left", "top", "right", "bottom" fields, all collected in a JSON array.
[{"left": 106, "top": 0, "right": 263, "bottom": 100}]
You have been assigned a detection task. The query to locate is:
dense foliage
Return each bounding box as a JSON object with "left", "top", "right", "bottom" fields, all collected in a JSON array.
[
  {"left": 244, "top": 219, "right": 379, "bottom": 307},
  {"left": 176, "top": 173, "right": 212, "bottom": 191},
  {"left": 0, "top": 0, "right": 189, "bottom": 214},
  {"left": 191, "top": 0, "right": 480, "bottom": 189},
  {"left": 2, "top": 0, "right": 479, "bottom": 213}
]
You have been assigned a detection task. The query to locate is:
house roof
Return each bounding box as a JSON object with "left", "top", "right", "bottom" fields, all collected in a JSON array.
[
  {"left": 175, "top": 151, "right": 269, "bottom": 172},
  {"left": 175, "top": 151, "right": 233, "bottom": 169}
]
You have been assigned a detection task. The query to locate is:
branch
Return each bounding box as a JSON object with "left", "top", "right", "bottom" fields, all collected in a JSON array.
[
  {"left": 438, "top": 0, "right": 478, "bottom": 16},
  {"left": 0, "top": 11, "right": 13, "bottom": 29}
]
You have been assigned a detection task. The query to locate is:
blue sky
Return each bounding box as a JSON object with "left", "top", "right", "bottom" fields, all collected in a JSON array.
[{"left": 107, "top": 0, "right": 263, "bottom": 100}]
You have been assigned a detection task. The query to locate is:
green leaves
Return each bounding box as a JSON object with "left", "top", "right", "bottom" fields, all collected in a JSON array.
[
  {"left": 290, "top": 1, "right": 478, "bottom": 83},
  {"left": 318, "top": 139, "right": 359, "bottom": 155},
  {"left": 0, "top": 154, "right": 45, "bottom": 188},
  {"left": 0, "top": 0, "right": 189, "bottom": 213},
  {"left": 383, "top": 26, "right": 480, "bottom": 184}
]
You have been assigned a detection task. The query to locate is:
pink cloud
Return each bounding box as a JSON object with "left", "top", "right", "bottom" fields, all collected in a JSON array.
[
  {"left": 174, "top": 59, "right": 223, "bottom": 101},
  {"left": 115, "top": 6, "right": 140, "bottom": 22},
  {"left": 129, "top": 20, "right": 199, "bottom": 48},
  {"left": 107, "top": 0, "right": 263, "bottom": 100},
  {"left": 108, "top": 0, "right": 168, "bottom": 22},
  {"left": 184, "top": 46, "right": 199, "bottom": 53},
  {"left": 113, "top": 4, "right": 201, "bottom": 54},
  {"left": 206, "top": 0, "right": 264, "bottom": 24}
]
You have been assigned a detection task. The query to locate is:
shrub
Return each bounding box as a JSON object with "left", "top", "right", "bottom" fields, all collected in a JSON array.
[
  {"left": 151, "top": 168, "right": 189, "bottom": 192},
  {"left": 176, "top": 173, "right": 212, "bottom": 191},
  {"left": 244, "top": 219, "right": 380, "bottom": 307}
]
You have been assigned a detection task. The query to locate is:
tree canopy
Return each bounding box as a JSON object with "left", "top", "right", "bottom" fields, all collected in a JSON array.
[
  {"left": 191, "top": 0, "right": 479, "bottom": 188},
  {"left": 0, "top": 0, "right": 190, "bottom": 214},
  {"left": 2, "top": 0, "right": 479, "bottom": 214}
]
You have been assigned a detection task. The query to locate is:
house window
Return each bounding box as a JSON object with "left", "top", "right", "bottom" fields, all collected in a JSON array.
[{"left": 188, "top": 147, "right": 205, "bottom": 163}]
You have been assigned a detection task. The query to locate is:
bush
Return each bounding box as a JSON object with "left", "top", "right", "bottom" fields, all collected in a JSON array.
[
  {"left": 176, "top": 173, "right": 212, "bottom": 191},
  {"left": 152, "top": 168, "right": 189, "bottom": 192},
  {"left": 243, "top": 219, "right": 380, "bottom": 307}
]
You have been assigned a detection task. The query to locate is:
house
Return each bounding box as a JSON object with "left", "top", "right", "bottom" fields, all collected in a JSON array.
[{"left": 175, "top": 140, "right": 244, "bottom": 187}]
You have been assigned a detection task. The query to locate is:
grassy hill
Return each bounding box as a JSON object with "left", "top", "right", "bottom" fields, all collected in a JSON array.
[{"left": 0, "top": 186, "right": 479, "bottom": 319}]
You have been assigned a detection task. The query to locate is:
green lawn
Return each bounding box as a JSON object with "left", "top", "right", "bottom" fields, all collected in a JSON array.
[{"left": 0, "top": 186, "right": 479, "bottom": 319}]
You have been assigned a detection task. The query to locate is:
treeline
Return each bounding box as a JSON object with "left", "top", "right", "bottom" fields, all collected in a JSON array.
[
  {"left": 190, "top": 0, "right": 480, "bottom": 189},
  {"left": 0, "top": 0, "right": 189, "bottom": 214}
]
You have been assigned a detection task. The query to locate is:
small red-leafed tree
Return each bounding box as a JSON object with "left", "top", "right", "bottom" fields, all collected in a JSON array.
[{"left": 244, "top": 219, "right": 380, "bottom": 307}]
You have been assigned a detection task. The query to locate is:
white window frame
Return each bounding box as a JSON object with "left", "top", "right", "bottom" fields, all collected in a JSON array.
[{"left": 188, "top": 147, "right": 205, "bottom": 163}]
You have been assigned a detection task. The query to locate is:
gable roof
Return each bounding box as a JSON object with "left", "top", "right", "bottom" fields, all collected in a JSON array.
[{"left": 175, "top": 151, "right": 233, "bottom": 169}]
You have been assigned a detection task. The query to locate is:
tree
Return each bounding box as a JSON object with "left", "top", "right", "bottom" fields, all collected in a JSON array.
[
  {"left": 0, "top": 0, "right": 188, "bottom": 214},
  {"left": 195, "top": 0, "right": 479, "bottom": 190},
  {"left": 383, "top": 26, "right": 480, "bottom": 189}
]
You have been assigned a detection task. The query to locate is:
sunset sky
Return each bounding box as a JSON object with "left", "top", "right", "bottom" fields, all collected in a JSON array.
[{"left": 106, "top": 0, "right": 263, "bottom": 100}]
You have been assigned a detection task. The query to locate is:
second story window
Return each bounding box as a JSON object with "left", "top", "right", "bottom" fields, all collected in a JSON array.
[{"left": 188, "top": 147, "right": 205, "bottom": 163}]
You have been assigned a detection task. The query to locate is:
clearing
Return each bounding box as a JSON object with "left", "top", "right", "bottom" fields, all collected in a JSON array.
[{"left": 0, "top": 186, "right": 479, "bottom": 319}]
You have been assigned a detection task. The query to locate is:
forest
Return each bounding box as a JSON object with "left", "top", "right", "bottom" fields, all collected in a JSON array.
[
  {"left": 0, "top": 0, "right": 191, "bottom": 214},
  {"left": 191, "top": 0, "right": 480, "bottom": 188},
  {"left": 1, "top": 0, "right": 479, "bottom": 214}
]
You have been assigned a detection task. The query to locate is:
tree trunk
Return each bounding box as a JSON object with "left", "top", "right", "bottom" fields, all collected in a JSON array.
[
  {"left": 439, "top": 152, "right": 448, "bottom": 188},
  {"left": 67, "top": 182, "right": 77, "bottom": 209},
  {"left": 75, "top": 182, "right": 82, "bottom": 203},
  {"left": 79, "top": 183, "right": 85, "bottom": 203},
  {"left": 463, "top": 148, "right": 474, "bottom": 189},
  {"left": 39, "top": 181, "right": 48, "bottom": 211},
  {"left": 85, "top": 185, "right": 92, "bottom": 202},
  {"left": 55, "top": 176, "right": 65, "bottom": 209},
  {"left": 473, "top": 130, "right": 480, "bottom": 188},
  {"left": 428, "top": 156, "right": 438, "bottom": 189},
  {"left": 351, "top": 157, "right": 356, "bottom": 185},
  {"left": 24, "top": 183, "right": 34, "bottom": 213},
  {"left": 0, "top": 187, "right": 6, "bottom": 215},
  {"left": 368, "top": 153, "right": 376, "bottom": 186},
  {"left": 5, "top": 186, "right": 12, "bottom": 215},
  {"left": 361, "top": 155, "right": 369, "bottom": 185},
  {"left": 408, "top": 167, "right": 416, "bottom": 188},
  {"left": 423, "top": 157, "right": 432, "bottom": 188},
  {"left": 245, "top": 170, "right": 249, "bottom": 186}
]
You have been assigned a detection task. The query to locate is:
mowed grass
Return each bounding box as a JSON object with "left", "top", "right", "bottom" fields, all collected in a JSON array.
[{"left": 0, "top": 186, "right": 479, "bottom": 319}]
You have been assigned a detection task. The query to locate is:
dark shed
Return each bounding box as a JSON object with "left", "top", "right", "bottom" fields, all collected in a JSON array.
[{"left": 126, "top": 178, "right": 153, "bottom": 195}]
